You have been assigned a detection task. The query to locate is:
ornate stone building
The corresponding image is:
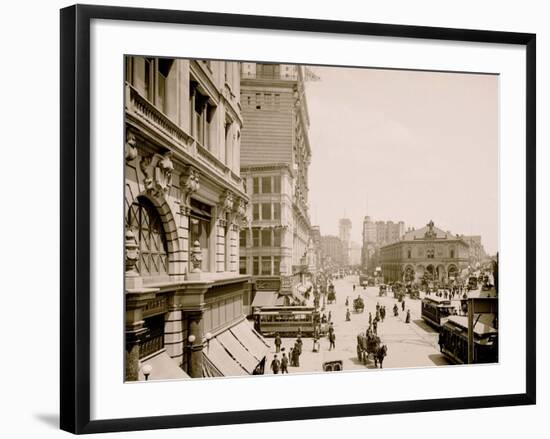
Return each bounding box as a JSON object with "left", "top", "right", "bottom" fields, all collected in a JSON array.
[
  {"left": 239, "top": 63, "right": 313, "bottom": 306},
  {"left": 379, "top": 221, "right": 469, "bottom": 283},
  {"left": 124, "top": 57, "right": 268, "bottom": 381}
]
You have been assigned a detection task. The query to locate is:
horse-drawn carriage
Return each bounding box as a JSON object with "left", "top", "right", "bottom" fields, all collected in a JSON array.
[
  {"left": 393, "top": 282, "right": 405, "bottom": 302},
  {"left": 353, "top": 296, "right": 365, "bottom": 313},
  {"left": 408, "top": 284, "right": 420, "bottom": 299},
  {"left": 356, "top": 331, "right": 388, "bottom": 368},
  {"left": 327, "top": 284, "right": 336, "bottom": 304}
]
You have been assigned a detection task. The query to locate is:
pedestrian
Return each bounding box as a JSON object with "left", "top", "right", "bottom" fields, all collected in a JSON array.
[
  {"left": 270, "top": 355, "right": 281, "bottom": 374},
  {"left": 294, "top": 341, "right": 302, "bottom": 367},
  {"left": 296, "top": 335, "right": 303, "bottom": 352},
  {"left": 328, "top": 322, "right": 334, "bottom": 337},
  {"left": 345, "top": 297, "right": 349, "bottom": 307},
  {"left": 346, "top": 308, "right": 351, "bottom": 321},
  {"left": 405, "top": 309, "right": 411, "bottom": 324},
  {"left": 289, "top": 347, "right": 295, "bottom": 366},
  {"left": 281, "top": 353, "right": 289, "bottom": 374},
  {"left": 402, "top": 300, "right": 406, "bottom": 312},
  {"left": 369, "top": 312, "right": 372, "bottom": 325},
  {"left": 329, "top": 331, "right": 336, "bottom": 351},
  {"left": 353, "top": 284, "right": 356, "bottom": 292},
  {"left": 274, "top": 332, "right": 281, "bottom": 353},
  {"left": 328, "top": 310, "right": 332, "bottom": 322},
  {"left": 373, "top": 320, "right": 378, "bottom": 335},
  {"left": 312, "top": 337, "right": 320, "bottom": 352},
  {"left": 376, "top": 302, "right": 380, "bottom": 313},
  {"left": 393, "top": 303, "right": 399, "bottom": 317}
]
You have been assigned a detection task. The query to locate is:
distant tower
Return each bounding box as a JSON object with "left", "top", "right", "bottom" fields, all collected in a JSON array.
[{"left": 339, "top": 218, "right": 352, "bottom": 266}]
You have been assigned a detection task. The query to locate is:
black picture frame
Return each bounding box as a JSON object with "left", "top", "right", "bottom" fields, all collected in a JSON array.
[{"left": 60, "top": 4, "right": 536, "bottom": 434}]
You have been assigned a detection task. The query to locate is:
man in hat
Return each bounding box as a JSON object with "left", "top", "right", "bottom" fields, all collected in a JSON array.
[
  {"left": 329, "top": 331, "right": 336, "bottom": 351},
  {"left": 280, "top": 352, "right": 289, "bottom": 374},
  {"left": 274, "top": 332, "right": 282, "bottom": 353},
  {"left": 270, "top": 355, "right": 281, "bottom": 374}
]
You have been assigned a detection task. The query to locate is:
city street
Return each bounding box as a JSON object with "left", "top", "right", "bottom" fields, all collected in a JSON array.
[{"left": 265, "top": 275, "right": 450, "bottom": 375}]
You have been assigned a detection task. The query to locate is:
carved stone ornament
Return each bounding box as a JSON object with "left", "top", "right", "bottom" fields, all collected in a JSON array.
[
  {"left": 125, "top": 132, "right": 138, "bottom": 163},
  {"left": 125, "top": 230, "right": 139, "bottom": 275},
  {"left": 180, "top": 165, "right": 200, "bottom": 208},
  {"left": 424, "top": 220, "right": 437, "bottom": 239},
  {"left": 231, "top": 197, "right": 249, "bottom": 227},
  {"left": 218, "top": 190, "right": 235, "bottom": 218},
  {"left": 140, "top": 152, "right": 174, "bottom": 198},
  {"left": 190, "top": 240, "right": 203, "bottom": 272}
]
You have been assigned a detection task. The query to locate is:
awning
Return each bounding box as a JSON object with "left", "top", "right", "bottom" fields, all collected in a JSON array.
[
  {"left": 138, "top": 350, "right": 190, "bottom": 381},
  {"left": 229, "top": 319, "right": 270, "bottom": 362},
  {"left": 251, "top": 290, "right": 278, "bottom": 308},
  {"left": 203, "top": 318, "right": 269, "bottom": 377},
  {"left": 205, "top": 338, "right": 248, "bottom": 376},
  {"left": 217, "top": 330, "right": 258, "bottom": 373}
]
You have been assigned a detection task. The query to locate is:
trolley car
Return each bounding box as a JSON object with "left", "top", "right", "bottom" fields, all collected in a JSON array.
[
  {"left": 256, "top": 306, "right": 319, "bottom": 337},
  {"left": 421, "top": 296, "right": 457, "bottom": 328},
  {"left": 439, "top": 315, "right": 498, "bottom": 364}
]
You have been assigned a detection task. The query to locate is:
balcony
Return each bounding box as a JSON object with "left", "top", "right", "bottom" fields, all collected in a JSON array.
[
  {"left": 125, "top": 83, "right": 242, "bottom": 188},
  {"left": 126, "top": 83, "right": 192, "bottom": 150}
]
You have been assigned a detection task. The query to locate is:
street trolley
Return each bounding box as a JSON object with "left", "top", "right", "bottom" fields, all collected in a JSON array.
[
  {"left": 421, "top": 296, "right": 457, "bottom": 329},
  {"left": 255, "top": 306, "right": 319, "bottom": 337},
  {"left": 439, "top": 315, "right": 498, "bottom": 364}
]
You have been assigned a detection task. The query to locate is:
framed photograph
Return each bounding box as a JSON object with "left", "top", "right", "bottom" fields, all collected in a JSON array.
[{"left": 60, "top": 4, "right": 536, "bottom": 434}]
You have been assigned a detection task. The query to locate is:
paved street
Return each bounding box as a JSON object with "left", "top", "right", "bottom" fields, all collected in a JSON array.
[{"left": 265, "top": 275, "right": 450, "bottom": 375}]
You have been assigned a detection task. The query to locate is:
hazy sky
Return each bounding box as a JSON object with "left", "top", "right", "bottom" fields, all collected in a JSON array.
[{"left": 305, "top": 66, "right": 499, "bottom": 254}]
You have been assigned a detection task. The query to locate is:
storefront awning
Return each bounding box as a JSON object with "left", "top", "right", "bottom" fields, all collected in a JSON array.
[
  {"left": 205, "top": 338, "right": 248, "bottom": 376},
  {"left": 138, "top": 350, "right": 190, "bottom": 381},
  {"left": 203, "top": 318, "right": 269, "bottom": 377},
  {"left": 251, "top": 290, "right": 278, "bottom": 308},
  {"left": 229, "top": 319, "right": 270, "bottom": 362}
]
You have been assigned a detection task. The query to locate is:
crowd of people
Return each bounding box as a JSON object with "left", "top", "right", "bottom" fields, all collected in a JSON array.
[
  {"left": 271, "top": 332, "right": 304, "bottom": 374},
  {"left": 269, "top": 278, "right": 420, "bottom": 375}
]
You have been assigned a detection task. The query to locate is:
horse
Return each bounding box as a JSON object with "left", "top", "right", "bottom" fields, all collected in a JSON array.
[{"left": 374, "top": 344, "right": 388, "bottom": 369}]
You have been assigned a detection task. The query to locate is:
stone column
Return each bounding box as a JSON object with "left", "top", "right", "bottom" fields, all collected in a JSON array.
[
  {"left": 125, "top": 289, "right": 157, "bottom": 381},
  {"left": 125, "top": 230, "right": 158, "bottom": 381},
  {"left": 186, "top": 310, "right": 205, "bottom": 378},
  {"left": 179, "top": 204, "right": 191, "bottom": 275},
  {"left": 216, "top": 217, "right": 226, "bottom": 273},
  {"left": 164, "top": 296, "right": 183, "bottom": 365}
]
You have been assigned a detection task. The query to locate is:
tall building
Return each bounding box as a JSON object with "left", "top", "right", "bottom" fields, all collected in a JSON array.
[
  {"left": 379, "top": 220, "right": 469, "bottom": 283},
  {"left": 462, "top": 235, "right": 488, "bottom": 267},
  {"left": 349, "top": 242, "right": 362, "bottom": 266},
  {"left": 339, "top": 218, "right": 352, "bottom": 266},
  {"left": 310, "top": 225, "right": 323, "bottom": 279},
  {"left": 239, "top": 63, "right": 313, "bottom": 304},
  {"left": 361, "top": 216, "right": 405, "bottom": 273},
  {"left": 320, "top": 235, "right": 344, "bottom": 268},
  {"left": 124, "top": 57, "right": 269, "bottom": 381}
]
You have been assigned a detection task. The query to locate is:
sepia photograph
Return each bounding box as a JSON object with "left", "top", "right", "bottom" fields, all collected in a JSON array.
[{"left": 124, "top": 57, "right": 499, "bottom": 382}]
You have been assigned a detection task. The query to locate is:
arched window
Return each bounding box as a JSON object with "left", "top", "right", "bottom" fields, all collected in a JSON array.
[{"left": 127, "top": 197, "right": 169, "bottom": 277}]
